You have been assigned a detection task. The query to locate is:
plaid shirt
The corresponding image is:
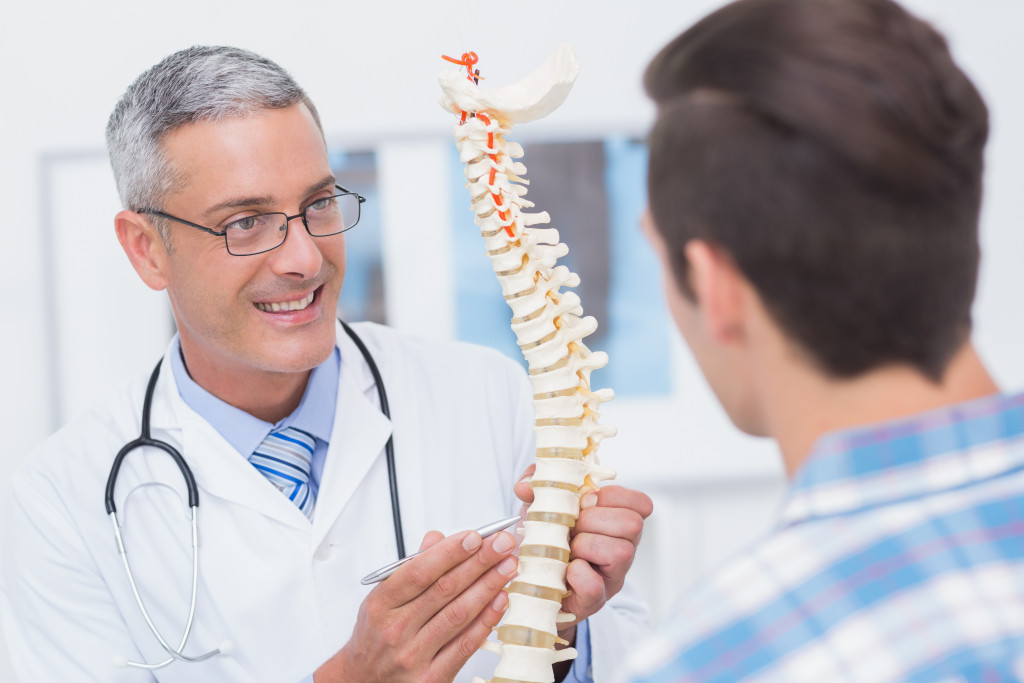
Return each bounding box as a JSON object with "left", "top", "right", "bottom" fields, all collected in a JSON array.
[{"left": 618, "top": 392, "right": 1024, "bottom": 682}]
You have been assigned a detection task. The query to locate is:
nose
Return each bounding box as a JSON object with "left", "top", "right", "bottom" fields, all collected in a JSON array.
[{"left": 268, "top": 215, "right": 323, "bottom": 278}]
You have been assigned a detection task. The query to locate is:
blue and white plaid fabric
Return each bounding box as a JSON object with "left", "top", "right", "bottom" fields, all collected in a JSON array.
[{"left": 618, "top": 392, "right": 1024, "bottom": 682}]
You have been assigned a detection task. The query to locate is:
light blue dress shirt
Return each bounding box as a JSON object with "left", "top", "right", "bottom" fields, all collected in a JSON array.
[
  {"left": 170, "top": 337, "right": 338, "bottom": 495},
  {"left": 169, "top": 336, "right": 593, "bottom": 682}
]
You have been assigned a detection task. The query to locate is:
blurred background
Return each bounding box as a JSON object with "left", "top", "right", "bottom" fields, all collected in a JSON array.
[{"left": 2, "top": 0, "right": 1023, "bottom": 678}]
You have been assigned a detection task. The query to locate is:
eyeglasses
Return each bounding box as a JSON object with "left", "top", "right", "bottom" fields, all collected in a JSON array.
[{"left": 138, "top": 185, "right": 365, "bottom": 256}]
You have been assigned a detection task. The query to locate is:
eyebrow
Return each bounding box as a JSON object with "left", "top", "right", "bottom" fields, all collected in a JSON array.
[
  {"left": 201, "top": 175, "right": 338, "bottom": 220},
  {"left": 303, "top": 175, "right": 339, "bottom": 199}
]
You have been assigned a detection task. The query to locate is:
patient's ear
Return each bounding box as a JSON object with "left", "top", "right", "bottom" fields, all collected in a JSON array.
[
  {"left": 115, "top": 210, "right": 170, "bottom": 292},
  {"left": 684, "top": 240, "right": 747, "bottom": 344}
]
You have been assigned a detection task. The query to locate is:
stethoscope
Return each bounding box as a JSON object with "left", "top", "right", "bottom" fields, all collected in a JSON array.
[{"left": 105, "top": 321, "right": 405, "bottom": 670}]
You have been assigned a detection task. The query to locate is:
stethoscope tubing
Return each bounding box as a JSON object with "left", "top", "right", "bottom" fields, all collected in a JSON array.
[
  {"left": 106, "top": 358, "right": 223, "bottom": 669},
  {"left": 105, "top": 359, "right": 199, "bottom": 515},
  {"left": 109, "top": 507, "right": 221, "bottom": 668},
  {"left": 339, "top": 320, "right": 406, "bottom": 559},
  {"left": 106, "top": 321, "right": 403, "bottom": 670}
]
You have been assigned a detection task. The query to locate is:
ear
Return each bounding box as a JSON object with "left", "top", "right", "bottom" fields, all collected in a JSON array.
[
  {"left": 684, "top": 240, "right": 747, "bottom": 344},
  {"left": 114, "top": 210, "right": 170, "bottom": 291}
]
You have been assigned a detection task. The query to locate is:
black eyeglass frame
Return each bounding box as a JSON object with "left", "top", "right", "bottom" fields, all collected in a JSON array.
[{"left": 137, "top": 184, "right": 366, "bottom": 256}]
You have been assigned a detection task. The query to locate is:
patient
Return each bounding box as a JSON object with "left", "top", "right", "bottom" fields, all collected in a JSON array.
[{"left": 619, "top": 0, "right": 1024, "bottom": 680}]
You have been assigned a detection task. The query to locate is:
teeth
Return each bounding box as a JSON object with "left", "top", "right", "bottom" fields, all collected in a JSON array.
[{"left": 255, "top": 290, "right": 315, "bottom": 313}]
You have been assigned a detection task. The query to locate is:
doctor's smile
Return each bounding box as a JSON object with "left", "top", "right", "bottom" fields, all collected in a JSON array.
[
  {"left": 250, "top": 284, "right": 329, "bottom": 328},
  {"left": 253, "top": 288, "right": 317, "bottom": 314}
]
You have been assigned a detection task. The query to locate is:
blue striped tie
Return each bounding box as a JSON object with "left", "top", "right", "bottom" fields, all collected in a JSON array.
[{"left": 249, "top": 427, "right": 316, "bottom": 519}]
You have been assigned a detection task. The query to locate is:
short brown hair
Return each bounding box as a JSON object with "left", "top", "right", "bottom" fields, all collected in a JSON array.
[{"left": 644, "top": 0, "right": 988, "bottom": 380}]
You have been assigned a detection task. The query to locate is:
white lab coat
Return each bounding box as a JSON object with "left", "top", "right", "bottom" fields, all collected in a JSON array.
[{"left": 1, "top": 321, "right": 648, "bottom": 682}]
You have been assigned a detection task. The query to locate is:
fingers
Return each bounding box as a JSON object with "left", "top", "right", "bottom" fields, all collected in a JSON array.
[
  {"left": 574, "top": 504, "right": 646, "bottom": 547},
  {"left": 572, "top": 485, "right": 650, "bottom": 556},
  {"left": 517, "top": 500, "right": 530, "bottom": 531},
  {"left": 562, "top": 485, "right": 651, "bottom": 625},
  {"left": 515, "top": 467, "right": 536, "bottom": 525},
  {"left": 420, "top": 534, "right": 517, "bottom": 645},
  {"left": 513, "top": 465, "right": 536, "bottom": 504},
  {"left": 339, "top": 529, "right": 516, "bottom": 682},
  {"left": 570, "top": 530, "right": 637, "bottom": 583},
  {"left": 517, "top": 481, "right": 652, "bottom": 632},
  {"left": 572, "top": 488, "right": 648, "bottom": 576},
  {"left": 523, "top": 481, "right": 653, "bottom": 524},
  {"left": 584, "top": 485, "right": 654, "bottom": 519},
  {"left": 560, "top": 557, "right": 607, "bottom": 625},
  {"left": 413, "top": 530, "right": 517, "bottom": 628},
  {"left": 561, "top": 532, "right": 633, "bottom": 626},
  {"left": 433, "top": 590, "right": 509, "bottom": 680},
  {"left": 378, "top": 530, "right": 485, "bottom": 606}
]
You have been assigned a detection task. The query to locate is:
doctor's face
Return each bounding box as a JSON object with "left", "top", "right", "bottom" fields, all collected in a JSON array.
[{"left": 154, "top": 103, "right": 344, "bottom": 385}]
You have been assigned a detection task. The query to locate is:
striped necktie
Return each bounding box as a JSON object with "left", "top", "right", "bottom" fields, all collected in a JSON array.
[{"left": 249, "top": 426, "right": 316, "bottom": 519}]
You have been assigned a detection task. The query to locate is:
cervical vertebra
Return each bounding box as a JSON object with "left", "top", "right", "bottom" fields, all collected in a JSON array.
[{"left": 439, "top": 46, "right": 616, "bottom": 683}]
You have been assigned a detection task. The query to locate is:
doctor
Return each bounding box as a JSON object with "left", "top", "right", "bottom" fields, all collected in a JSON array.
[{"left": 1, "top": 46, "right": 652, "bottom": 682}]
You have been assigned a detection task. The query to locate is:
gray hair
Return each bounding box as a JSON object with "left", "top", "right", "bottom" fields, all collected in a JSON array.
[{"left": 106, "top": 45, "right": 323, "bottom": 214}]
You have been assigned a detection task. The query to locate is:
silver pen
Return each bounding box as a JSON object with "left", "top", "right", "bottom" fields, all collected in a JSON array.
[{"left": 360, "top": 514, "right": 522, "bottom": 585}]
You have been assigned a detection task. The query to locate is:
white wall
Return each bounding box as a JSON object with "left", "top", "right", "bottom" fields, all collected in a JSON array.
[{"left": 2, "top": 1, "right": 1023, "bottom": 679}]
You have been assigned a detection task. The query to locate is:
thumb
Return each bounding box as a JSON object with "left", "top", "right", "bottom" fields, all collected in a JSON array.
[{"left": 514, "top": 465, "right": 536, "bottom": 504}]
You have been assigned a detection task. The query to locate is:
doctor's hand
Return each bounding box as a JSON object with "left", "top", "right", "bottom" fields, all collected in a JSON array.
[
  {"left": 514, "top": 465, "right": 654, "bottom": 641},
  {"left": 314, "top": 528, "right": 517, "bottom": 683}
]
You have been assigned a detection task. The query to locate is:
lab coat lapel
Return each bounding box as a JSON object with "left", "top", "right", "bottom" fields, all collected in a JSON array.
[
  {"left": 148, "top": 352, "right": 312, "bottom": 532},
  {"left": 312, "top": 328, "right": 393, "bottom": 548},
  {"left": 181, "top": 411, "right": 314, "bottom": 530}
]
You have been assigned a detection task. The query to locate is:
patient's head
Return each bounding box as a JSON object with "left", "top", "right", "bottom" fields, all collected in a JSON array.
[{"left": 644, "top": 0, "right": 988, "bottom": 384}]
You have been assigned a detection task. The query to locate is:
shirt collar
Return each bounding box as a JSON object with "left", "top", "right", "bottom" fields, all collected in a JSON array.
[
  {"left": 777, "top": 391, "right": 1024, "bottom": 528},
  {"left": 170, "top": 336, "right": 340, "bottom": 457}
]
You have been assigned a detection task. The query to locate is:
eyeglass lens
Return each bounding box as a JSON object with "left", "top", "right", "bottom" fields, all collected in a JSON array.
[{"left": 224, "top": 192, "right": 361, "bottom": 255}]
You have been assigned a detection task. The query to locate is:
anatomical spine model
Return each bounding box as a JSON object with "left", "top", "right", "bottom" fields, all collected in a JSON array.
[{"left": 439, "top": 46, "right": 617, "bottom": 683}]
